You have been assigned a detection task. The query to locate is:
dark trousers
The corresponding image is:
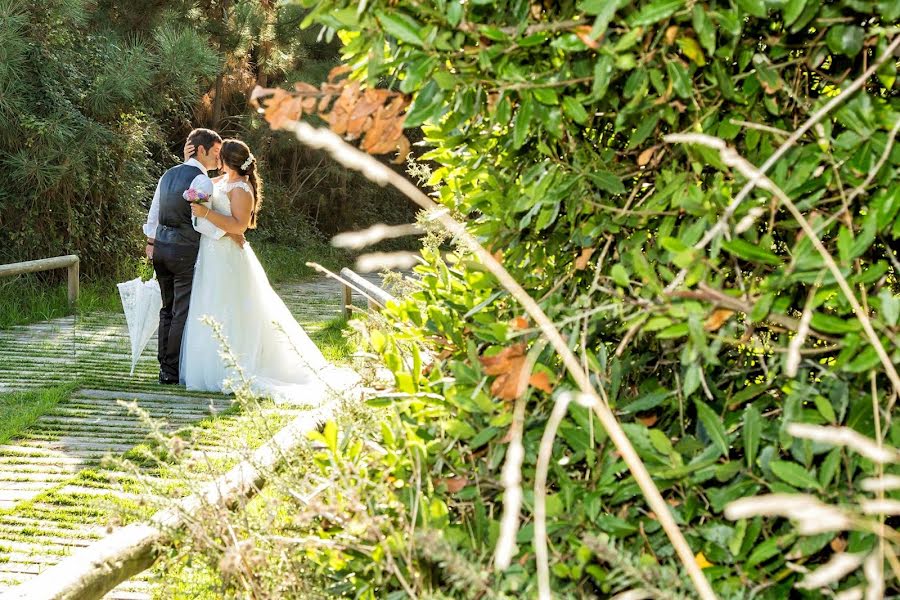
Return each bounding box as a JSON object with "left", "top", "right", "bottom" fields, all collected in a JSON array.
[{"left": 153, "top": 240, "right": 199, "bottom": 382}]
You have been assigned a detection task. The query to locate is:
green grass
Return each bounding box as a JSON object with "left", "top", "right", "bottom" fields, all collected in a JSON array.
[
  {"left": 251, "top": 240, "right": 348, "bottom": 284},
  {"left": 0, "top": 276, "right": 123, "bottom": 330},
  {"left": 0, "top": 383, "right": 75, "bottom": 446},
  {"left": 309, "top": 316, "right": 356, "bottom": 362}
]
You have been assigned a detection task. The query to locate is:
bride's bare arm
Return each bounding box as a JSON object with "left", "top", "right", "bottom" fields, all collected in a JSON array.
[{"left": 191, "top": 188, "right": 253, "bottom": 235}]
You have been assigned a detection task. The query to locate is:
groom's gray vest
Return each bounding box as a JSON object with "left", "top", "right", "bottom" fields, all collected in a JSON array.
[{"left": 155, "top": 164, "right": 204, "bottom": 246}]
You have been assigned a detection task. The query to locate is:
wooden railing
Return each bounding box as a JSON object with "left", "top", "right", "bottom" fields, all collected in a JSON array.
[
  {"left": 0, "top": 255, "right": 80, "bottom": 307},
  {"left": 339, "top": 267, "right": 396, "bottom": 318}
]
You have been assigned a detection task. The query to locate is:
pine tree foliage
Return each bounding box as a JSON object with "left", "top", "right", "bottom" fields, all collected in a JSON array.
[{"left": 0, "top": 0, "right": 415, "bottom": 277}]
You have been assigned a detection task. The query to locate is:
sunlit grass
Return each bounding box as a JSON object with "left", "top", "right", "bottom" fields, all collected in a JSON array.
[
  {"left": 309, "top": 316, "right": 355, "bottom": 362},
  {"left": 0, "top": 383, "right": 75, "bottom": 445}
]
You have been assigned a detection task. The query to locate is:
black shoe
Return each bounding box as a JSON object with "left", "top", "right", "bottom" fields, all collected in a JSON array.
[{"left": 159, "top": 374, "right": 179, "bottom": 385}]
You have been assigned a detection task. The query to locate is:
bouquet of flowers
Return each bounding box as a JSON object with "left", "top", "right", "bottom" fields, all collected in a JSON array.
[{"left": 183, "top": 187, "right": 209, "bottom": 226}]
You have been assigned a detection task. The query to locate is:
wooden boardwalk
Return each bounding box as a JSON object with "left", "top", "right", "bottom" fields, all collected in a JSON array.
[{"left": 0, "top": 275, "right": 372, "bottom": 598}]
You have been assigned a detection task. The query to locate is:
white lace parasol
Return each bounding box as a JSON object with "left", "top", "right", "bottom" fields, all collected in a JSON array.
[{"left": 117, "top": 277, "right": 162, "bottom": 375}]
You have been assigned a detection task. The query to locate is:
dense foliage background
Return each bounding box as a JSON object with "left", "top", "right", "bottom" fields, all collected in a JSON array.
[
  {"left": 202, "top": 0, "right": 897, "bottom": 597},
  {"left": 0, "top": 0, "right": 415, "bottom": 279}
]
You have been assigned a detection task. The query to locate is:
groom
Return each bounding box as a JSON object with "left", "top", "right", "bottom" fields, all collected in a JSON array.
[{"left": 143, "top": 128, "right": 243, "bottom": 385}]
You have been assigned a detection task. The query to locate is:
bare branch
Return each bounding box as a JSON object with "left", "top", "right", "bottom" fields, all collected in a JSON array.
[{"left": 332, "top": 223, "right": 423, "bottom": 250}]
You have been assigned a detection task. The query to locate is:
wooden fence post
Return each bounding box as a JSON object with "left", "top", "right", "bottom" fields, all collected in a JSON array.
[
  {"left": 0, "top": 255, "right": 80, "bottom": 308},
  {"left": 67, "top": 257, "right": 79, "bottom": 308}
]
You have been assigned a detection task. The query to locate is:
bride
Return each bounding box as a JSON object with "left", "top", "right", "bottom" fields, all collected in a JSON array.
[{"left": 180, "top": 138, "right": 339, "bottom": 403}]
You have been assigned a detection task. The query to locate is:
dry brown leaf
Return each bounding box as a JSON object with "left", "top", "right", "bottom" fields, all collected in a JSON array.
[
  {"left": 637, "top": 146, "right": 655, "bottom": 167},
  {"left": 665, "top": 25, "right": 680, "bottom": 45},
  {"left": 438, "top": 476, "right": 469, "bottom": 493},
  {"left": 637, "top": 413, "right": 658, "bottom": 427},
  {"left": 529, "top": 371, "right": 554, "bottom": 394},
  {"left": 574, "top": 25, "right": 599, "bottom": 49},
  {"left": 328, "top": 64, "right": 351, "bottom": 82},
  {"left": 575, "top": 247, "right": 595, "bottom": 270},
  {"left": 294, "top": 81, "right": 318, "bottom": 95},
  {"left": 512, "top": 316, "right": 529, "bottom": 330},
  {"left": 480, "top": 343, "right": 528, "bottom": 400},
  {"left": 317, "top": 94, "right": 334, "bottom": 113},
  {"left": 392, "top": 136, "right": 411, "bottom": 164},
  {"left": 830, "top": 536, "right": 848, "bottom": 552},
  {"left": 704, "top": 308, "right": 735, "bottom": 332}
]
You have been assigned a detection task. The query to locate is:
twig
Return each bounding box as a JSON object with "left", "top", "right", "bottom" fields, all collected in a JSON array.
[
  {"left": 785, "top": 284, "right": 817, "bottom": 377},
  {"left": 495, "top": 341, "right": 546, "bottom": 569},
  {"left": 534, "top": 392, "right": 582, "bottom": 599},
  {"left": 665, "top": 132, "right": 900, "bottom": 399},
  {"left": 331, "top": 223, "right": 423, "bottom": 250},
  {"left": 729, "top": 119, "right": 791, "bottom": 137},
  {"left": 665, "top": 34, "right": 900, "bottom": 291},
  {"left": 285, "top": 121, "right": 718, "bottom": 600},
  {"left": 669, "top": 284, "right": 836, "bottom": 342},
  {"left": 459, "top": 18, "right": 589, "bottom": 37}
]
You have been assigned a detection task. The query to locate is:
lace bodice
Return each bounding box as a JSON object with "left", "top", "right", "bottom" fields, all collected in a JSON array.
[{"left": 211, "top": 179, "right": 253, "bottom": 217}]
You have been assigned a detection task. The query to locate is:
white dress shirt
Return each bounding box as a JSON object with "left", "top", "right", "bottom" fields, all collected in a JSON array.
[{"left": 143, "top": 158, "right": 225, "bottom": 240}]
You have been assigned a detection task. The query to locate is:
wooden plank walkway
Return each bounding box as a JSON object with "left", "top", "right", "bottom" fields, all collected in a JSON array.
[{"left": 0, "top": 274, "right": 375, "bottom": 598}]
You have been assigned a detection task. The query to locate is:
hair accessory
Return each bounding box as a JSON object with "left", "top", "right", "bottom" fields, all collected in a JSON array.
[{"left": 241, "top": 154, "right": 255, "bottom": 171}]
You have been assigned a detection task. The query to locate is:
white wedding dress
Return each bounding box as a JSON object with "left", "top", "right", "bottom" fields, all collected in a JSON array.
[{"left": 180, "top": 179, "right": 347, "bottom": 404}]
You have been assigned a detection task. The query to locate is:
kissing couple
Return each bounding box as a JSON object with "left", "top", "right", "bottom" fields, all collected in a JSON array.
[{"left": 143, "top": 128, "right": 340, "bottom": 403}]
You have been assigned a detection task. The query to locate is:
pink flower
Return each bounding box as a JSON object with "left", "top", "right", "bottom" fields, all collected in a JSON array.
[{"left": 183, "top": 188, "right": 209, "bottom": 204}]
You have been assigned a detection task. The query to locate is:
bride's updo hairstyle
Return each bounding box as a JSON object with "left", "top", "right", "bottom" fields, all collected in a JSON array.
[{"left": 220, "top": 139, "right": 263, "bottom": 229}]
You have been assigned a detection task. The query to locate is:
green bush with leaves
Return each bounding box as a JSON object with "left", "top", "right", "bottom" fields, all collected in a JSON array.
[{"left": 270, "top": 0, "right": 900, "bottom": 596}]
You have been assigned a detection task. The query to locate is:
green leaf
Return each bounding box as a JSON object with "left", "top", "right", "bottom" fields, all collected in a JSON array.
[
  {"left": 819, "top": 447, "right": 841, "bottom": 488},
  {"left": 591, "top": 55, "right": 615, "bottom": 101},
  {"left": 677, "top": 37, "right": 705, "bottom": 66},
  {"left": 845, "top": 345, "right": 881, "bottom": 373},
  {"left": 589, "top": 171, "right": 626, "bottom": 194},
  {"left": 879, "top": 290, "right": 900, "bottom": 327},
  {"left": 722, "top": 238, "right": 781, "bottom": 265},
  {"left": 610, "top": 263, "right": 630, "bottom": 286},
  {"left": 405, "top": 80, "right": 444, "bottom": 127},
  {"left": 375, "top": 10, "right": 425, "bottom": 47},
  {"left": 696, "top": 399, "right": 729, "bottom": 457},
  {"left": 750, "top": 293, "right": 775, "bottom": 322},
  {"left": 826, "top": 25, "right": 864, "bottom": 57},
  {"left": 447, "top": 0, "right": 464, "bottom": 26},
  {"left": 810, "top": 312, "right": 860, "bottom": 334},
  {"left": 533, "top": 87, "right": 558, "bottom": 105},
  {"left": 622, "top": 389, "right": 670, "bottom": 413},
  {"left": 445, "top": 419, "right": 476, "bottom": 439},
  {"left": 813, "top": 395, "right": 836, "bottom": 423},
  {"left": 743, "top": 405, "right": 761, "bottom": 470},
  {"left": 629, "top": 0, "right": 684, "bottom": 26},
  {"left": 562, "top": 96, "right": 589, "bottom": 124},
  {"left": 782, "top": 0, "right": 807, "bottom": 25},
  {"left": 735, "top": 0, "right": 767, "bottom": 18},
  {"left": 769, "top": 460, "right": 821, "bottom": 490},
  {"left": 665, "top": 60, "right": 692, "bottom": 99},
  {"left": 691, "top": 6, "right": 716, "bottom": 55},
  {"left": 583, "top": 0, "right": 621, "bottom": 38},
  {"left": 512, "top": 96, "right": 533, "bottom": 149},
  {"left": 747, "top": 534, "right": 794, "bottom": 567}
]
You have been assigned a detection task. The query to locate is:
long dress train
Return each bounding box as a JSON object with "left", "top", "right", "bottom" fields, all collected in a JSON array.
[{"left": 181, "top": 179, "right": 352, "bottom": 404}]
